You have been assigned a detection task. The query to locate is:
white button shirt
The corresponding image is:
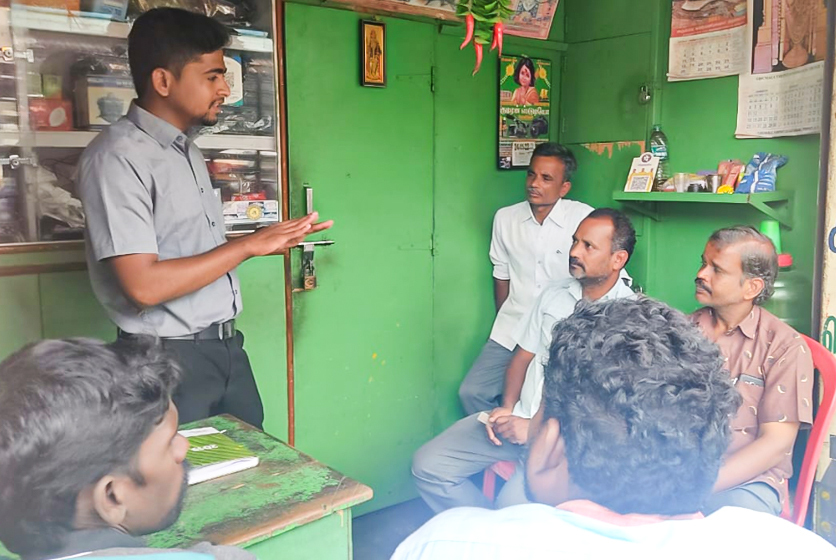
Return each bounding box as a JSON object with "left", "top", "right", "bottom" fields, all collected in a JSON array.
[
  {"left": 511, "top": 277, "right": 636, "bottom": 418},
  {"left": 488, "top": 199, "right": 594, "bottom": 350}
]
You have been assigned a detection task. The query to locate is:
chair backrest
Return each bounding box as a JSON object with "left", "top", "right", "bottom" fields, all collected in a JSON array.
[{"left": 785, "top": 334, "right": 836, "bottom": 526}]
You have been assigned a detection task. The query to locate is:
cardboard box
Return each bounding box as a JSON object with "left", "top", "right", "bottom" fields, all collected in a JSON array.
[
  {"left": 29, "top": 98, "right": 73, "bottom": 131},
  {"left": 74, "top": 75, "right": 134, "bottom": 129}
]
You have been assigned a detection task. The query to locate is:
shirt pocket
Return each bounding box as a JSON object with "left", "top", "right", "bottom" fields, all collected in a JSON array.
[
  {"left": 543, "top": 239, "right": 570, "bottom": 280},
  {"left": 733, "top": 372, "right": 765, "bottom": 432}
]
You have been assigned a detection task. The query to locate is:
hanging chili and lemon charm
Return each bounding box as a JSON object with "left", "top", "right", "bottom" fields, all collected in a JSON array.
[{"left": 456, "top": 0, "right": 511, "bottom": 75}]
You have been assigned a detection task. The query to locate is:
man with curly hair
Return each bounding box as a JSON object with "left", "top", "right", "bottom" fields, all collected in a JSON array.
[
  {"left": 393, "top": 299, "right": 833, "bottom": 558},
  {"left": 693, "top": 226, "right": 814, "bottom": 515}
]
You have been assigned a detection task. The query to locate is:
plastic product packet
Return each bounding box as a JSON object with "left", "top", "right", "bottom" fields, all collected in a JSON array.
[
  {"left": 129, "top": 0, "right": 256, "bottom": 27},
  {"left": 735, "top": 152, "right": 788, "bottom": 194}
]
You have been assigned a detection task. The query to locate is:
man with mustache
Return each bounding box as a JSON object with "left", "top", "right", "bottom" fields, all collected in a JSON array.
[
  {"left": 413, "top": 209, "right": 635, "bottom": 511},
  {"left": 77, "top": 9, "right": 332, "bottom": 429},
  {"left": 395, "top": 299, "right": 834, "bottom": 559},
  {"left": 458, "top": 142, "right": 593, "bottom": 417},
  {"left": 692, "top": 226, "right": 813, "bottom": 515},
  {"left": 0, "top": 337, "right": 252, "bottom": 559}
]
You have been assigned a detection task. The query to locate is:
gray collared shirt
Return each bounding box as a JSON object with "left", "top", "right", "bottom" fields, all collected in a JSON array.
[{"left": 78, "top": 103, "right": 242, "bottom": 337}]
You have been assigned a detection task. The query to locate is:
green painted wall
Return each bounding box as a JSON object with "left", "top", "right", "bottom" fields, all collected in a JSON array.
[
  {"left": 281, "top": 3, "right": 568, "bottom": 512},
  {"left": 560, "top": 0, "right": 819, "bottom": 332}
]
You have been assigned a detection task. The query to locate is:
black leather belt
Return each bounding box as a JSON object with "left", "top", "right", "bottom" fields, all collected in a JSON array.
[{"left": 117, "top": 320, "right": 236, "bottom": 341}]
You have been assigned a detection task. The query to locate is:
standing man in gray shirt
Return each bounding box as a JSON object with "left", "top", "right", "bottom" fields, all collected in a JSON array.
[{"left": 77, "top": 8, "right": 332, "bottom": 428}]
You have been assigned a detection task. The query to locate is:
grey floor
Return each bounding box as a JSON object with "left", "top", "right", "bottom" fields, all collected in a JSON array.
[{"left": 352, "top": 499, "right": 434, "bottom": 560}]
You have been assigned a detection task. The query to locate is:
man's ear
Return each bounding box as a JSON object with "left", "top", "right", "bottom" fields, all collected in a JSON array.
[
  {"left": 150, "top": 68, "right": 174, "bottom": 98},
  {"left": 90, "top": 476, "right": 129, "bottom": 528},
  {"left": 611, "top": 249, "right": 629, "bottom": 272},
  {"left": 558, "top": 181, "right": 572, "bottom": 199},
  {"left": 526, "top": 417, "right": 571, "bottom": 505},
  {"left": 743, "top": 276, "right": 765, "bottom": 303}
]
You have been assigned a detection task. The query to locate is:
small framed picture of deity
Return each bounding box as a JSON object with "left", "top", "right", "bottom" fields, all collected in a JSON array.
[{"left": 361, "top": 20, "right": 386, "bottom": 87}]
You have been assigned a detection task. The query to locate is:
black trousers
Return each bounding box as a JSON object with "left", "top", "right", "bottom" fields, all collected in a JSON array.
[{"left": 162, "top": 331, "right": 264, "bottom": 429}]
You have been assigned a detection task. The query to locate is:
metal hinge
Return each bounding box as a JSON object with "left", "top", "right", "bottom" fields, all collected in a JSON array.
[
  {"left": 0, "top": 155, "right": 36, "bottom": 169},
  {"left": 430, "top": 66, "right": 436, "bottom": 93},
  {"left": 0, "top": 47, "right": 33, "bottom": 63}
]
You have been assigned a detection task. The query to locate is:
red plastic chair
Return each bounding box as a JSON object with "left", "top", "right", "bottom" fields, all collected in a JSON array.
[
  {"left": 780, "top": 334, "right": 836, "bottom": 526},
  {"left": 482, "top": 460, "right": 517, "bottom": 500}
]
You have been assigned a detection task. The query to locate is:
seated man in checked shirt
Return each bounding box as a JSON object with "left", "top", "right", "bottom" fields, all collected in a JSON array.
[{"left": 692, "top": 226, "right": 814, "bottom": 515}]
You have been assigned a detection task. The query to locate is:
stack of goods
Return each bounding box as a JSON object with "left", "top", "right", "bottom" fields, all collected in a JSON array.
[
  {"left": 206, "top": 151, "right": 278, "bottom": 228},
  {"left": 248, "top": 57, "right": 274, "bottom": 136},
  {"left": 204, "top": 53, "right": 272, "bottom": 136}
]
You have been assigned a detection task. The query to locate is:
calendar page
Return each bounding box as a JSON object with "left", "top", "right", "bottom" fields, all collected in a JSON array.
[
  {"left": 736, "top": 61, "right": 823, "bottom": 138},
  {"left": 668, "top": 0, "right": 748, "bottom": 81}
]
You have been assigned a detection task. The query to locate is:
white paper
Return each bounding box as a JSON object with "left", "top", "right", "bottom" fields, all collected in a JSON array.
[{"left": 736, "top": 61, "right": 824, "bottom": 138}]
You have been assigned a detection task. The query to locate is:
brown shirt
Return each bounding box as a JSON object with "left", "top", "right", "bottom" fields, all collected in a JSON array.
[{"left": 693, "top": 306, "right": 814, "bottom": 505}]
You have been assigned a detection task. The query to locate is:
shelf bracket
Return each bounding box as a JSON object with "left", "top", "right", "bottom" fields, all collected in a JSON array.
[
  {"left": 747, "top": 197, "right": 792, "bottom": 229},
  {"left": 618, "top": 200, "right": 659, "bottom": 221}
]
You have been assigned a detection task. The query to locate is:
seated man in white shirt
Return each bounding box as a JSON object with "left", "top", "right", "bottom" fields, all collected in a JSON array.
[
  {"left": 412, "top": 209, "right": 635, "bottom": 512},
  {"left": 458, "top": 143, "right": 593, "bottom": 416},
  {"left": 394, "top": 298, "right": 835, "bottom": 559}
]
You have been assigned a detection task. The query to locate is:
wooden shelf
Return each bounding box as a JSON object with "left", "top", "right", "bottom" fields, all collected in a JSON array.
[
  {"left": 6, "top": 6, "right": 273, "bottom": 52},
  {"left": 0, "top": 131, "right": 275, "bottom": 151},
  {"left": 612, "top": 191, "right": 794, "bottom": 228}
]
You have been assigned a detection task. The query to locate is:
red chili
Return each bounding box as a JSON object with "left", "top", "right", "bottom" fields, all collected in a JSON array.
[
  {"left": 496, "top": 22, "right": 504, "bottom": 58},
  {"left": 460, "top": 14, "right": 474, "bottom": 50},
  {"left": 472, "top": 41, "right": 483, "bottom": 75},
  {"left": 490, "top": 23, "right": 498, "bottom": 51}
]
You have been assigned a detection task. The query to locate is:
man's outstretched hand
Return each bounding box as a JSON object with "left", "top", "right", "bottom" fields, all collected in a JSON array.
[{"left": 245, "top": 212, "right": 334, "bottom": 257}]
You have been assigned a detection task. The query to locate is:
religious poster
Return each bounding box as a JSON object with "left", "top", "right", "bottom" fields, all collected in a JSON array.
[
  {"left": 329, "top": 0, "right": 558, "bottom": 40},
  {"left": 498, "top": 55, "right": 551, "bottom": 169},
  {"left": 668, "top": 0, "right": 748, "bottom": 81},
  {"left": 736, "top": 0, "right": 826, "bottom": 138},
  {"left": 503, "top": 0, "right": 560, "bottom": 40}
]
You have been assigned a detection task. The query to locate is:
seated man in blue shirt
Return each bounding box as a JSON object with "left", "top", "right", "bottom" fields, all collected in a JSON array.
[
  {"left": 0, "top": 337, "right": 251, "bottom": 560},
  {"left": 394, "top": 298, "right": 834, "bottom": 558}
]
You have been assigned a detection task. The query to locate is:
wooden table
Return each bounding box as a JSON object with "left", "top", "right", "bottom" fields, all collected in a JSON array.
[{"left": 147, "top": 415, "right": 373, "bottom": 560}]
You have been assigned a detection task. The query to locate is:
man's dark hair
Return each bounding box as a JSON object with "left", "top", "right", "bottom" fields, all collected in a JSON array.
[
  {"left": 530, "top": 142, "right": 578, "bottom": 181},
  {"left": 0, "top": 337, "right": 181, "bottom": 557},
  {"left": 586, "top": 207, "right": 636, "bottom": 265},
  {"left": 708, "top": 225, "right": 778, "bottom": 306},
  {"left": 513, "top": 56, "right": 536, "bottom": 86},
  {"left": 128, "top": 8, "right": 231, "bottom": 98},
  {"left": 542, "top": 297, "right": 740, "bottom": 515}
]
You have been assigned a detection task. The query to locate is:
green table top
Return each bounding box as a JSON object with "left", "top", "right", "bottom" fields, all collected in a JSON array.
[{"left": 147, "top": 415, "right": 373, "bottom": 549}]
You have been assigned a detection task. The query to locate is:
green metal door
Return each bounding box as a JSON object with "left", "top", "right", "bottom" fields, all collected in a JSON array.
[{"left": 284, "top": 4, "right": 435, "bottom": 511}]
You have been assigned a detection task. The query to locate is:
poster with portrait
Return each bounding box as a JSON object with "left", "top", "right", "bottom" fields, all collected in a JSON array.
[
  {"left": 498, "top": 55, "right": 551, "bottom": 170},
  {"left": 668, "top": 0, "right": 748, "bottom": 81}
]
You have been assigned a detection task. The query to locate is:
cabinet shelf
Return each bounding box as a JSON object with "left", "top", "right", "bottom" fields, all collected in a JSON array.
[
  {"left": 0, "top": 131, "right": 275, "bottom": 151},
  {"left": 612, "top": 191, "right": 793, "bottom": 228},
  {"left": 6, "top": 6, "right": 273, "bottom": 52}
]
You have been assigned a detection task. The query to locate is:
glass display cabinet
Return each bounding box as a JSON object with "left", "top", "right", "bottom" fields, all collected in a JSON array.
[{"left": 0, "top": 0, "right": 282, "bottom": 249}]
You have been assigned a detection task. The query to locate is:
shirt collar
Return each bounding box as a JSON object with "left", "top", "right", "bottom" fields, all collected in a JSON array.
[
  {"left": 557, "top": 499, "right": 704, "bottom": 526},
  {"left": 27, "top": 528, "right": 144, "bottom": 560},
  {"left": 126, "top": 102, "right": 185, "bottom": 149},
  {"left": 599, "top": 277, "right": 635, "bottom": 302},
  {"left": 703, "top": 306, "right": 759, "bottom": 340},
  {"left": 522, "top": 199, "right": 565, "bottom": 227}
]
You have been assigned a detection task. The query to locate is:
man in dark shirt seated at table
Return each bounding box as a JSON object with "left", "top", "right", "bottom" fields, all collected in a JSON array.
[
  {"left": 0, "top": 337, "right": 252, "bottom": 560},
  {"left": 392, "top": 298, "right": 833, "bottom": 558}
]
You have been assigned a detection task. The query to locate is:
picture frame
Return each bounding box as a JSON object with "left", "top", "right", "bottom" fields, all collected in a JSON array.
[{"left": 361, "top": 20, "right": 386, "bottom": 88}]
